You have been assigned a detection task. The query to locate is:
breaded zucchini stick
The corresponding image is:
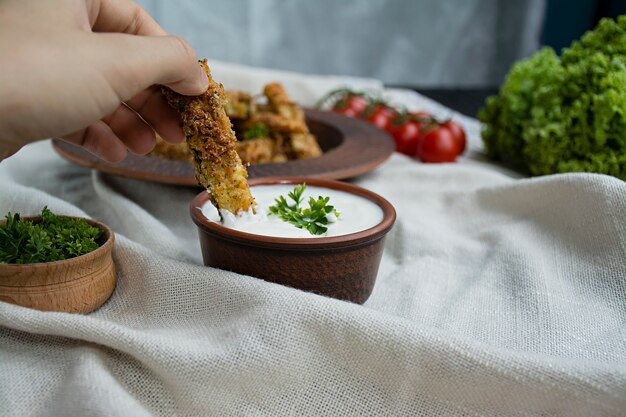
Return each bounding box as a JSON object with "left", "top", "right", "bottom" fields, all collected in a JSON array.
[
  {"left": 263, "top": 82, "right": 306, "bottom": 124},
  {"left": 224, "top": 90, "right": 257, "bottom": 120},
  {"left": 247, "top": 112, "right": 307, "bottom": 134},
  {"left": 163, "top": 59, "right": 255, "bottom": 214},
  {"left": 262, "top": 82, "right": 322, "bottom": 159}
]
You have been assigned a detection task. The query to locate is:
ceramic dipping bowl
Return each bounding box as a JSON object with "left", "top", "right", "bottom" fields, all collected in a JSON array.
[
  {"left": 0, "top": 217, "right": 116, "bottom": 313},
  {"left": 190, "top": 177, "right": 396, "bottom": 304}
]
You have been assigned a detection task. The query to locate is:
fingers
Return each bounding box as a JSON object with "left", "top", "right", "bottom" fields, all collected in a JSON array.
[
  {"left": 94, "top": 32, "right": 208, "bottom": 100},
  {"left": 102, "top": 104, "right": 157, "bottom": 154},
  {"left": 63, "top": 103, "right": 165, "bottom": 162},
  {"left": 63, "top": 120, "right": 128, "bottom": 163},
  {"left": 90, "top": 0, "right": 167, "bottom": 36},
  {"left": 58, "top": 1, "right": 202, "bottom": 162},
  {"left": 89, "top": 0, "right": 208, "bottom": 96},
  {"left": 124, "top": 86, "right": 185, "bottom": 144}
]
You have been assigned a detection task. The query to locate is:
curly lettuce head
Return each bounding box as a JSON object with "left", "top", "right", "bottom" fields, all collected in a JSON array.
[{"left": 480, "top": 16, "right": 626, "bottom": 180}]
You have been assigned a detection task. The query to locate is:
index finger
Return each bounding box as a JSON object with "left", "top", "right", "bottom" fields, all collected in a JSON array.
[{"left": 89, "top": 0, "right": 167, "bottom": 35}]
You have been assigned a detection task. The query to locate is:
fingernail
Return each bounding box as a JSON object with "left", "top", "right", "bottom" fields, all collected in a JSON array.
[{"left": 199, "top": 66, "right": 209, "bottom": 91}]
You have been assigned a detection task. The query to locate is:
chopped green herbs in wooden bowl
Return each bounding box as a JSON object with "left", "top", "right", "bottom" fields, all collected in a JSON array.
[
  {"left": 1, "top": 207, "right": 102, "bottom": 264},
  {"left": 0, "top": 207, "right": 116, "bottom": 313}
]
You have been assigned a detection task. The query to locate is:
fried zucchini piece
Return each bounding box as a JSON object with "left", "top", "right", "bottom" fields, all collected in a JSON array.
[
  {"left": 246, "top": 113, "right": 307, "bottom": 134},
  {"left": 236, "top": 137, "right": 275, "bottom": 164},
  {"left": 263, "top": 82, "right": 291, "bottom": 106},
  {"left": 225, "top": 90, "right": 257, "bottom": 120},
  {"left": 163, "top": 59, "right": 255, "bottom": 214},
  {"left": 264, "top": 83, "right": 306, "bottom": 124},
  {"left": 263, "top": 82, "right": 321, "bottom": 159},
  {"left": 290, "top": 133, "right": 323, "bottom": 159},
  {"left": 149, "top": 133, "right": 192, "bottom": 161}
]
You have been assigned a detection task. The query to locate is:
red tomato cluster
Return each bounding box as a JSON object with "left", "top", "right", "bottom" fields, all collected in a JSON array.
[{"left": 324, "top": 90, "right": 466, "bottom": 163}]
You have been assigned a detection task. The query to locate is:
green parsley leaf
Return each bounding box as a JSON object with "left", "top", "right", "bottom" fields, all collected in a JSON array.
[
  {"left": 243, "top": 123, "right": 270, "bottom": 140},
  {"left": 268, "top": 184, "right": 339, "bottom": 235},
  {"left": 0, "top": 207, "right": 102, "bottom": 264}
]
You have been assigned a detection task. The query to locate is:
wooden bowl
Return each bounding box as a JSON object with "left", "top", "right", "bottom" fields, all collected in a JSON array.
[
  {"left": 0, "top": 217, "right": 116, "bottom": 313},
  {"left": 190, "top": 177, "right": 396, "bottom": 304}
]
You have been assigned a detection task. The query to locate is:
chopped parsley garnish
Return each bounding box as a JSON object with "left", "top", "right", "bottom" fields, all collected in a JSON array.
[
  {"left": 268, "top": 184, "right": 339, "bottom": 235},
  {"left": 243, "top": 123, "right": 270, "bottom": 140},
  {"left": 0, "top": 207, "right": 102, "bottom": 264}
]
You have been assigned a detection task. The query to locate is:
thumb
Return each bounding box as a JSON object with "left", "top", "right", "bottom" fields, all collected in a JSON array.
[{"left": 93, "top": 32, "right": 209, "bottom": 101}]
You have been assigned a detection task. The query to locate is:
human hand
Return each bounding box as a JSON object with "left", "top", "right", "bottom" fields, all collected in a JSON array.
[{"left": 0, "top": 0, "right": 208, "bottom": 162}]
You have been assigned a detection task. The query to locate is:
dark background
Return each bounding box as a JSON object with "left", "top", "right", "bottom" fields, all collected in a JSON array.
[{"left": 418, "top": 0, "right": 626, "bottom": 117}]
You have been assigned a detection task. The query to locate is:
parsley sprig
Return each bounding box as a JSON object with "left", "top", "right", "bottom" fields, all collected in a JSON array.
[
  {"left": 268, "top": 184, "right": 339, "bottom": 235},
  {"left": 0, "top": 207, "right": 102, "bottom": 264},
  {"left": 243, "top": 123, "right": 270, "bottom": 140}
]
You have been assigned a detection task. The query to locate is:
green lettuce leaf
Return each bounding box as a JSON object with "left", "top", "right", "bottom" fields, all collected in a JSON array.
[{"left": 479, "top": 16, "right": 626, "bottom": 180}]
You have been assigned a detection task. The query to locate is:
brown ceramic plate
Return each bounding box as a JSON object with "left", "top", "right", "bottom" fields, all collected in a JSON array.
[{"left": 52, "top": 109, "right": 394, "bottom": 185}]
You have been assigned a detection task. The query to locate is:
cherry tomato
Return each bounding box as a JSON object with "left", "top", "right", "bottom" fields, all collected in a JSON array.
[
  {"left": 334, "top": 106, "right": 361, "bottom": 118},
  {"left": 415, "top": 127, "right": 460, "bottom": 163},
  {"left": 345, "top": 96, "right": 369, "bottom": 114},
  {"left": 390, "top": 121, "right": 421, "bottom": 155},
  {"left": 441, "top": 120, "right": 466, "bottom": 154},
  {"left": 366, "top": 105, "right": 396, "bottom": 132},
  {"left": 332, "top": 95, "right": 369, "bottom": 118},
  {"left": 409, "top": 111, "right": 434, "bottom": 126}
]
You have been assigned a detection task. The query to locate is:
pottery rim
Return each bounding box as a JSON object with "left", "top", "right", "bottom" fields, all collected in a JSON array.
[{"left": 190, "top": 176, "right": 396, "bottom": 250}]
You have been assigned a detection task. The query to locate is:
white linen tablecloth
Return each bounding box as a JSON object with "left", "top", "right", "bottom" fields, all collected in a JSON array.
[{"left": 0, "top": 63, "right": 625, "bottom": 417}]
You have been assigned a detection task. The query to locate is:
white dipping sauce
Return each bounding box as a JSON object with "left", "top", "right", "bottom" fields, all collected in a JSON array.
[{"left": 200, "top": 185, "right": 383, "bottom": 238}]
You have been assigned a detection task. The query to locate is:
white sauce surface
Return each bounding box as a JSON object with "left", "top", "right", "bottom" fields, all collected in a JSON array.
[{"left": 200, "top": 185, "right": 383, "bottom": 238}]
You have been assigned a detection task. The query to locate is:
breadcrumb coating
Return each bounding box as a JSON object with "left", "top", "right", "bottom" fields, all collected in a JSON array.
[
  {"left": 155, "top": 79, "right": 321, "bottom": 166},
  {"left": 163, "top": 59, "right": 255, "bottom": 214},
  {"left": 262, "top": 82, "right": 321, "bottom": 159}
]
